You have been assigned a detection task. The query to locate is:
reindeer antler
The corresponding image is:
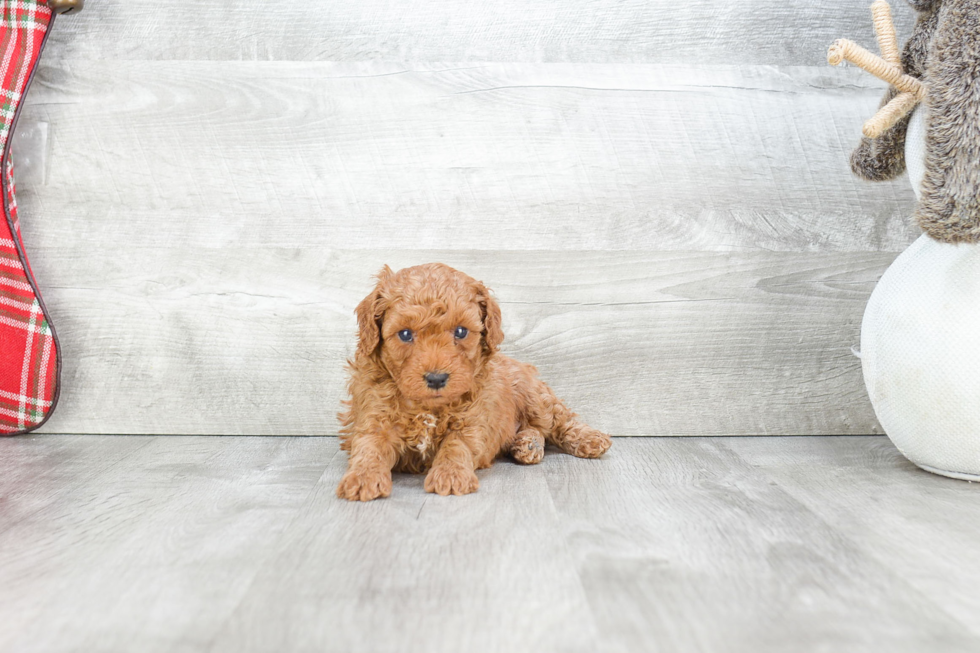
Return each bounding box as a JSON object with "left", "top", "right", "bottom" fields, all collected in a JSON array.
[{"left": 828, "top": 0, "right": 926, "bottom": 139}]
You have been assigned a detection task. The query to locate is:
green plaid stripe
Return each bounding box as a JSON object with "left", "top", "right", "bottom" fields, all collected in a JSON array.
[
  {"left": 0, "top": 286, "right": 34, "bottom": 307},
  {"left": 0, "top": 266, "right": 30, "bottom": 286},
  {"left": 0, "top": 303, "right": 42, "bottom": 326},
  {"left": 0, "top": 391, "right": 45, "bottom": 422},
  {"left": 0, "top": 1, "right": 43, "bottom": 148},
  {"left": 0, "top": 249, "right": 23, "bottom": 265},
  {"left": 0, "top": 386, "right": 51, "bottom": 407},
  {"left": 27, "top": 297, "right": 41, "bottom": 411},
  {"left": 0, "top": 405, "right": 44, "bottom": 425},
  {"left": 0, "top": 0, "right": 54, "bottom": 434},
  {"left": 0, "top": 2, "right": 44, "bottom": 28}
]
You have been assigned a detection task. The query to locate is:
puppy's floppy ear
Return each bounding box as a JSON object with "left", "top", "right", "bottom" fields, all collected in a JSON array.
[
  {"left": 355, "top": 265, "right": 393, "bottom": 358},
  {"left": 475, "top": 281, "right": 503, "bottom": 355}
]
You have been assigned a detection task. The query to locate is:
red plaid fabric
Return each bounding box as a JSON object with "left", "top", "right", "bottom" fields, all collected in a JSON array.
[{"left": 0, "top": 0, "right": 58, "bottom": 435}]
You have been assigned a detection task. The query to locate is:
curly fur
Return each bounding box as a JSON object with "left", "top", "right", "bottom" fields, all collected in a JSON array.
[
  {"left": 336, "top": 263, "right": 611, "bottom": 501},
  {"left": 849, "top": 0, "right": 980, "bottom": 243}
]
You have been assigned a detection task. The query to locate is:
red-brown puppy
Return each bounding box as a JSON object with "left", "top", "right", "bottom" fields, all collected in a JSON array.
[{"left": 337, "top": 263, "right": 611, "bottom": 500}]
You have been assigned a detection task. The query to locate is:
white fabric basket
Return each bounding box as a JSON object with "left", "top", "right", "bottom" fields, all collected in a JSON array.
[{"left": 860, "top": 107, "right": 980, "bottom": 480}]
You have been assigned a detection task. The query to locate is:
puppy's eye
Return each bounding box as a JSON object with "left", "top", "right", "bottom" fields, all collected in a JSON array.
[
  {"left": 454, "top": 326, "right": 469, "bottom": 340},
  {"left": 397, "top": 329, "right": 414, "bottom": 343}
]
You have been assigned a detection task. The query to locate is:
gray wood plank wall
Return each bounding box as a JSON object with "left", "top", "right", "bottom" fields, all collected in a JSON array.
[{"left": 15, "top": 1, "right": 922, "bottom": 435}]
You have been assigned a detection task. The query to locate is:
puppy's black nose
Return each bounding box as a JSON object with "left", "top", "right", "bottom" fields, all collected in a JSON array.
[{"left": 424, "top": 372, "right": 449, "bottom": 390}]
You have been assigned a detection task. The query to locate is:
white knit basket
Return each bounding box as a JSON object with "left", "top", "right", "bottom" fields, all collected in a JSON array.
[{"left": 860, "top": 107, "right": 980, "bottom": 480}]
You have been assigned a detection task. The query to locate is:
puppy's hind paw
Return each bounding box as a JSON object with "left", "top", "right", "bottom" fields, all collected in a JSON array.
[
  {"left": 563, "top": 425, "right": 612, "bottom": 459},
  {"left": 510, "top": 428, "right": 545, "bottom": 465},
  {"left": 424, "top": 464, "right": 479, "bottom": 496},
  {"left": 337, "top": 467, "right": 392, "bottom": 501}
]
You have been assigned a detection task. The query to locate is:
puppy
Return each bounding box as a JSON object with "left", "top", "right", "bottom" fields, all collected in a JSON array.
[{"left": 337, "top": 263, "right": 611, "bottom": 501}]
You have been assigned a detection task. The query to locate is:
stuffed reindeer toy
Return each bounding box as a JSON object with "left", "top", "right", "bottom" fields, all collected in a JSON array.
[{"left": 829, "top": 0, "right": 980, "bottom": 479}]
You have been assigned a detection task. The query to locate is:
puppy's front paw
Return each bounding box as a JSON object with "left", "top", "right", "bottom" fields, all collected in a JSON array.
[
  {"left": 564, "top": 425, "right": 612, "bottom": 459},
  {"left": 337, "top": 467, "right": 392, "bottom": 501},
  {"left": 424, "top": 464, "right": 479, "bottom": 496}
]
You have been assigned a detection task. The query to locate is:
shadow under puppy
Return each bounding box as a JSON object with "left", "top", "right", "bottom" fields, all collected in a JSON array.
[{"left": 337, "top": 263, "right": 611, "bottom": 501}]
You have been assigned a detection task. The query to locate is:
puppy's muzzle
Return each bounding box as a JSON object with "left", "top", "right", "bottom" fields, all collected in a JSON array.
[{"left": 424, "top": 372, "right": 450, "bottom": 390}]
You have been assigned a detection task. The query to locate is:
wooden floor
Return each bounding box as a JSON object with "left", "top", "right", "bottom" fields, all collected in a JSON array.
[{"left": 1, "top": 435, "right": 978, "bottom": 652}]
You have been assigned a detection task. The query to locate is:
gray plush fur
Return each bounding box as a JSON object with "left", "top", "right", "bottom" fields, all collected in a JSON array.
[
  {"left": 915, "top": 0, "right": 980, "bottom": 243},
  {"left": 906, "top": 0, "right": 940, "bottom": 9},
  {"left": 849, "top": 4, "right": 938, "bottom": 181},
  {"left": 849, "top": 0, "right": 980, "bottom": 243}
]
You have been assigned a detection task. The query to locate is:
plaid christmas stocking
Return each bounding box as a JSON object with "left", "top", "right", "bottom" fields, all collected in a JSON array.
[{"left": 0, "top": 1, "right": 63, "bottom": 435}]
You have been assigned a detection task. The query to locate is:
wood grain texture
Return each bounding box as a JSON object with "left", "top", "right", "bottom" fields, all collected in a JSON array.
[
  {"left": 0, "top": 434, "right": 150, "bottom": 534},
  {"left": 47, "top": 0, "right": 916, "bottom": 65},
  {"left": 0, "top": 435, "right": 333, "bottom": 653},
  {"left": 545, "top": 437, "right": 980, "bottom": 652},
  {"left": 2, "top": 435, "right": 979, "bottom": 652},
  {"left": 17, "top": 62, "right": 918, "bottom": 253},
  {"left": 31, "top": 249, "right": 888, "bottom": 436},
  {"left": 212, "top": 436, "right": 598, "bottom": 653},
  {"left": 8, "top": 4, "right": 924, "bottom": 437},
  {"left": 729, "top": 436, "right": 980, "bottom": 639}
]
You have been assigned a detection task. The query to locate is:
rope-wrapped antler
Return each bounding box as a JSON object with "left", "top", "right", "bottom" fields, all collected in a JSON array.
[{"left": 828, "top": 0, "right": 925, "bottom": 138}]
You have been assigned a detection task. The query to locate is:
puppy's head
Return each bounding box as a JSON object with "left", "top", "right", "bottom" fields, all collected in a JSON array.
[{"left": 355, "top": 263, "right": 503, "bottom": 405}]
